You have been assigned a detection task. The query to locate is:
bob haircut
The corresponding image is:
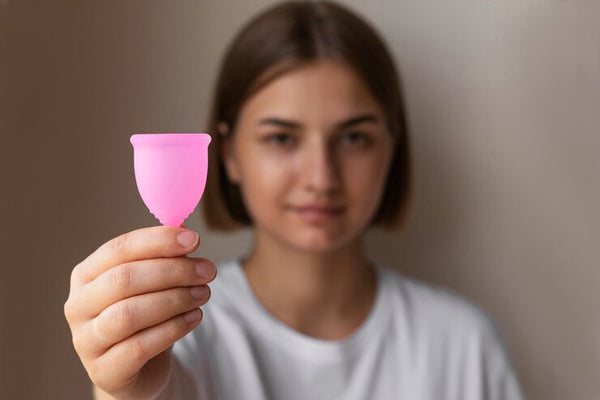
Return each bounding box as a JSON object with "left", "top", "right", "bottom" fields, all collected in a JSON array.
[{"left": 202, "top": 0, "right": 412, "bottom": 231}]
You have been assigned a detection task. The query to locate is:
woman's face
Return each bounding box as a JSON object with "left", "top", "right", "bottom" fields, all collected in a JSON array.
[{"left": 224, "top": 60, "right": 394, "bottom": 253}]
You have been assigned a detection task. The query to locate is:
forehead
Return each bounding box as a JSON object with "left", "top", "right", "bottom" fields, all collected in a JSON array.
[{"left": 238, "top": 60, "right": 383, "bottom": 124}]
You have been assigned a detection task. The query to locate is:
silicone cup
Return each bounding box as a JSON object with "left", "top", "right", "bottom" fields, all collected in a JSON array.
[{"left": 130, "top": 133, "right": 211, "bottom": 226}]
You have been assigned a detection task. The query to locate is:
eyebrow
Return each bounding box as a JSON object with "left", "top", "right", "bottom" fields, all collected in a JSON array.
[{"left": 258, "top": 113, "right": 380, "bottom": 130}]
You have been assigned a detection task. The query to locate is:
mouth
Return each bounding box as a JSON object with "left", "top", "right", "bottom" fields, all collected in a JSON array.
[{"left": 288, "top": 204, "right": 346, "bottom": 222}]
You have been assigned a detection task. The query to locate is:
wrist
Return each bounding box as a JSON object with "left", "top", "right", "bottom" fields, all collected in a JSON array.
[{"left": 155, "top": 357, "right": 197, "bottom": 400}]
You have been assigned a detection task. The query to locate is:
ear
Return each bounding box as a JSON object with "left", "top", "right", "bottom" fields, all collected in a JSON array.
[{"left": 221, "top": 138, "right": 242, "bottom": 184}]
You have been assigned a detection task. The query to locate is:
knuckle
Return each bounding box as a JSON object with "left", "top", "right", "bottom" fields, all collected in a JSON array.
[
  {"left": 69, "top": 266, "right": 81, "bottom": 286},
  {"left": 113, "top": 301, "right": 137, "bottom": 331},
  {"left": 71, "top": 330, "right": 87, "bottom": 354},
  {"left": 92, "top": 315, "right": 109, "bottom": 344},
  {"left": 110, "top": 232, "right": 131, "bottom": 256},
  {"left": 166, "top": 317, "right": 186, "bottom": 341},
  {"left": 164, "top": 288, "right": 182, "bottom": 307},
  {"left": 86, "top": 361, "right": 102, "bottom": 384},
  {"left": 87, "top": 359, "right": 112, "bottom": 390},
  {"left": 180, "top": 287, "right": 196, "bottom": 306},
  {"left": 70, "top": 262, "right": 88, "bottom": 286},
  {"left": 112, "top": 264, "right": 134, "bottom": 292},
  {"left": 63, "top": 299, "right": 73, "bottom": 321},
  {"left": 126, "top": 336, "right": 147, "bottom": 364},
  {"left": 64, "top": 292, "right": 84, "bottom": 324},
  {"left": 163, "top": 260, "right": 182, "bottom": 282}
]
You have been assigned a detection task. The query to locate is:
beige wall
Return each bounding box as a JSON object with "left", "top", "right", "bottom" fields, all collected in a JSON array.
[{"left": 2, "top": 1, "right": 599, "bottom": 399}]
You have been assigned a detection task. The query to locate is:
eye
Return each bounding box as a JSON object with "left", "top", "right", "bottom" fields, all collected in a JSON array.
[
  {"left": 264, "top": 132, "right": 295, "bottom": 147},
  {"left": 340, "top": 131, "right": 371, "bottom": 146}
]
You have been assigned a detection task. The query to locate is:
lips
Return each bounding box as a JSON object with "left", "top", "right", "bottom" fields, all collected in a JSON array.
[{"left": 289, "top": 203, "right": 345, "bottom": 221}]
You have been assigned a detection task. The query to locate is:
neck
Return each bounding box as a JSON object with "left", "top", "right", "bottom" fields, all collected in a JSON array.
[{"left": 241, "top": 230, "right": 377, "bottom": 340}]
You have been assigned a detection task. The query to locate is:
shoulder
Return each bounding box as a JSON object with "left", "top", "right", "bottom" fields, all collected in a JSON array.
[
  {"left": 380, "top": 267, "right": 503, "bottom": 345},
  {"left": 379, "top": 267, "right": 523, "bottom": 398}
]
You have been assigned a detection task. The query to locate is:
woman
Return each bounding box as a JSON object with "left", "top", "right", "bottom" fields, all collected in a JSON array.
[{"left": 64, "top": 2, "right": 523, "bottom": 399}]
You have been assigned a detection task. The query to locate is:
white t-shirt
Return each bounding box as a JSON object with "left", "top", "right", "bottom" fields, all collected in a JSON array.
[{"left": 173, "top": 260, "right": 523, "bottom": 400}]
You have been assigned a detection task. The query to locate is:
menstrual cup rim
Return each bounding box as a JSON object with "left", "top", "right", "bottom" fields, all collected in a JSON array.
[{"left": 130, "top": 133, "right": 212, "bottom": 146}]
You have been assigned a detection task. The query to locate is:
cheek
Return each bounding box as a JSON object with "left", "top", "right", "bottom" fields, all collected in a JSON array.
[
  {"left": 238, "top": 154, "right": 293, "bottom": 209},
  {"left": 344, "top": 152, "right": 391, "bottom": 208}
]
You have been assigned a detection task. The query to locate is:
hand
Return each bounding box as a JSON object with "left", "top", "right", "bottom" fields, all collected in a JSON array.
[{"left": 64, "top": 226, "right": 216, "bottom": 399}]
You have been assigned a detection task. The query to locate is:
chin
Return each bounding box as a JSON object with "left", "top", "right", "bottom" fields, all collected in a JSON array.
[{"left": 288, "top": 229, "right": 361, "bottom": 254}]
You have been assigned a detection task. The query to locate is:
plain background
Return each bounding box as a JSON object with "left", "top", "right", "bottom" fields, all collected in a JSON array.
[{"left": 1, "top": 1, "right": 599, "bottom": 399}]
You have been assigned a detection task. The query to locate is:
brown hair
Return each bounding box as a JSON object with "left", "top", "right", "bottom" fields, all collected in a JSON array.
[{"left": 202, "top": 0, "right": 411, "bottom": 230}]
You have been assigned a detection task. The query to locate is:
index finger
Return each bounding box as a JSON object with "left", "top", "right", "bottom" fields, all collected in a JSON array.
[{"left": 72, "top": 226, "right": 200, "bottom": 286}]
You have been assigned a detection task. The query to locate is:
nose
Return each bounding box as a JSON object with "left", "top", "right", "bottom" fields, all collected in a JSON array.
[{"left": 301, "top": 140, "right": 340, "bottom": 195}]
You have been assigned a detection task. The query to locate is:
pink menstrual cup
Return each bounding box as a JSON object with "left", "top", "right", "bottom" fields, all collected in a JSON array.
[{"left": 130, "top": 133, "right": 211, "bottom": 226}]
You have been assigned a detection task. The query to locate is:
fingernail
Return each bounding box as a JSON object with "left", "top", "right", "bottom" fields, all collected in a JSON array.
[
  {"left": 183, "top": 309, "right": 202, "bottom": 324},
  {"left": 190, "top": 285, "right": 209, "bottom": 300},
  {"left": 196, "top": 262, "right": 214, "bottom": 280},
  {"left": 177, "top": 230, "right": 198, "bottom": 248}
]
